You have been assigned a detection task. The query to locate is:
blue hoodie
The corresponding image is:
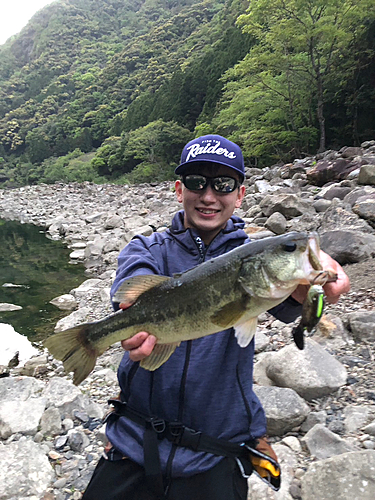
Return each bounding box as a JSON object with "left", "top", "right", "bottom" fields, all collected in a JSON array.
[{"left": 106, "top": 211, "right": 302, "bottom": 478}]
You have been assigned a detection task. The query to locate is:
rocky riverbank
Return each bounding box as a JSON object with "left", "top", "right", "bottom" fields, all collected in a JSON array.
[{"left": 0, "top": 142, "right": 375, "bottom": 500}]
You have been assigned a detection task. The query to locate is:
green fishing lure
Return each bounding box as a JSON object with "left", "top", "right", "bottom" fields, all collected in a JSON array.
[{"left": 292, "top": 284, "right": 325, "bottom": 349}]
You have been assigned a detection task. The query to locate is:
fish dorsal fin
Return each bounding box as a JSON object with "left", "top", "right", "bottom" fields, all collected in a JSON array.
[
  {"left": 140, "top": 342, "right": 180, "bottom": 371},
  {"left": 210, "top": 298, "right": 249, "bottom": 328},
  {"left": 113, "top": 275, "right": 169, "bottom": 304},
  {"left": 234, "top": 317, "right": 258, "bottom": 347}
]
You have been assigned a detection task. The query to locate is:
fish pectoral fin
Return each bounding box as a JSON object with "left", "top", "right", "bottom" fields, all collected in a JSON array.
[
  {"left": 210, "top": 299, "right": 248, "bottom": 329},
  {"left": 140, "top": 342, "right": 180, "bottom": 371},
  {"left": 113, "top": 275, "right": 170, "bottom": 305},
  {"left": 234, "top": 317, "right": 258, "bottom": 347}
]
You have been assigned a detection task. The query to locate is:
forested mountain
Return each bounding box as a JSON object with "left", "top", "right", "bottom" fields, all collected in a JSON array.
[{"left": 0, "top": 0, "right": 374, "bottom": 186}]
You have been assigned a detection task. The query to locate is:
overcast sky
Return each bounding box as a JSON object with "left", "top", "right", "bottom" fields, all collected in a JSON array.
[{"left": 0, "top": 0, "right": 56, "bottom": 45}]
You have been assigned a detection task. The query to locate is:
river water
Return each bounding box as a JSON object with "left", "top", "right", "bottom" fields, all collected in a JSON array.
[{"left": 0, "top": 219, "right": 86, "bottom": 341}]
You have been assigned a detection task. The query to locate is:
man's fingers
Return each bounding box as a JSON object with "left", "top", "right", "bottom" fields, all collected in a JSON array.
[
  {"left": 121, "top": 332, "right": 149, "bottom": 350},
  {"left": 121, "top": 332, "right": 157, "bottom": 362}
]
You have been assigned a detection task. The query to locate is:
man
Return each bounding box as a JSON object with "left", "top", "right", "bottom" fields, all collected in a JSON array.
[{"left": 83, "top": 135, "right": 350, "bottom": 500}]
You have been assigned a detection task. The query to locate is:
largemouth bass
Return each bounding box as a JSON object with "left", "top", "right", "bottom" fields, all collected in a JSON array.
[{"left": 45, "top": 231, "right": 328, "bottom": 385}]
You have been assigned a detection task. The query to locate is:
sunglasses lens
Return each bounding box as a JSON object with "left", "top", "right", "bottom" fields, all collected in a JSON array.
[
  {"left": 183, "top": 175, "right": 238, "bottom": 193},
  {"left": 212, "top": 177, "right": 237, "bottom": 193},
  {"left": 183, "top": 175, "right": 207, "bottom": 190}
]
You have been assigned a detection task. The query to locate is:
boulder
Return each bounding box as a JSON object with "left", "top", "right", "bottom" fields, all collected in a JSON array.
[
  {"left": 347, "top": 310, "right": 375, "bottom": 340},
  {"left": 352, "top": 194, "right": 375, "bottom": 225},
  {"left": 253, "top": 386, "right": 310, "bottom": 435},
  {"left": 306, "top": 158, "right": 358, "bottom": 186},
  {"left": 259, "top": 193, "right": 315, "bottom": 219},
  {"left": 302, "top": 424, "right": 356, "bottom": 459},
  {"left": 320, "top": 230, "right": 375, "bottom": 264},
  {"left": 49, "top": 293, "right": 78, "bottom": 310},
  {"left": 0, "top": 439, "right": 55, "bottom": 499},
  {"left": 358, "top": 164, "right": 375, "bottom": 185},
  {"left": 0, "top": 323, "right": 40, "bottom": 366},
  {"left": 301, "top": 451, "right": 375, "bottom": 500},
  {"left": 266, "top": 339, "right": 347, "bottom": 401}
]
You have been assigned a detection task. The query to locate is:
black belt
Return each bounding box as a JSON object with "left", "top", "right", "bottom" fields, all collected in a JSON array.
[{"left": 106, "top": 399, "right": 256, "bottom": 499}]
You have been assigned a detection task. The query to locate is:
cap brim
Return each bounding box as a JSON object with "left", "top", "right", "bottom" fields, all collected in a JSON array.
[{"left": 175, "top": 160, "right": 244, "bottom": 180}]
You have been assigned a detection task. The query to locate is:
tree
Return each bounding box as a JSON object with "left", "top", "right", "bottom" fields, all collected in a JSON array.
[{"left": 235, "top": 0, "right": 374, "bottom": 152}]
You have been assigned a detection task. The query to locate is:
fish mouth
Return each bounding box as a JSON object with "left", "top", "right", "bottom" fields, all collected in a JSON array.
[
  {"left": 306, "top": 233, "right": 338, "bottom": 285},
  {"left": 308, "top": 233, "right": 323, "bottom": 271}
]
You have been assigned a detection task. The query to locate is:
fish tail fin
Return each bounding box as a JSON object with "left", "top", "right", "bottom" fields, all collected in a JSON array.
[{"left": 44, "top": 324, "right": 99, "bottom": 385}]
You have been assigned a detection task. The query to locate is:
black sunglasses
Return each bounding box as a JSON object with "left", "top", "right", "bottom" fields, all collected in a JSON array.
[{"left": 182, "top": 174, "right": 240, "bottom": 193}]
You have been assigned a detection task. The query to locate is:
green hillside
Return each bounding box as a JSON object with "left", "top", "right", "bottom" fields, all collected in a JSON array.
[{"left": 0, "top": 0, "right": 374, "bottom": 186}]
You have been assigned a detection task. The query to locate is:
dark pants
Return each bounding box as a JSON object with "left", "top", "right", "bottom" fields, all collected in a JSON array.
[{"left": 82, "top": 456, "right": 248, "bottom": 500}]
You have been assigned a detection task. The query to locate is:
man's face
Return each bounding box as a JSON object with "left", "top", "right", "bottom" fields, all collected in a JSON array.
[{"left": 175, "top": 163, "right": 245, "bottom": 244}]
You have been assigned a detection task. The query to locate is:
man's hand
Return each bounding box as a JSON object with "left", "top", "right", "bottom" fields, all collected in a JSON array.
[
  {"left": 119, "top": 302, "right": 157, "bottom": 361},
  {"left": 121, "top": 332, "right": 157, "bottom": 361},
  {"left": 292, "top": 251, "right": 350, "bottom": 304}
]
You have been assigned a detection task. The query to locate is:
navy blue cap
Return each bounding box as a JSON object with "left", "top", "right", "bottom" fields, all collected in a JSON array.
[{"left": 175, "top": 135, "right": 245, "bottom": 179}]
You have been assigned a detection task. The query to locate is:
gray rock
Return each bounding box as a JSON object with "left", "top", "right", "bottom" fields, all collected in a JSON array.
[
  {"left": 266, "top": 339, "right": 347, "bottom": 401},
  {"left": 85, "top": 212, "right": 105, "bottom": 224},
  {"left": 300, "top": 411, "right": 327, "bottom": 433},
  {"left": 0, "top": 324, "right": 41, "bottom": 367},
  {"left": 302, "top": 424, "right": 356, "bottom": 459},
  {"left": 69, "top": 249, "right": 85, "bottom": 260},
  {"left": 40, "top": 406, "right": 62, "bottom": 436},
  {"left": 0, "top": 376, "right": 44, "bottom": 401},
  {"left": 104, "top": 214, "right": 123, "bottom": 229},
  {"left": 265, "top": 211, "right": 287, "bottom": 234},
  {"left": 50, "top": 293, "right": 78, "bottom": 310},
  {"left": 55, "top": 435, "right": 68, "bottom": 449},
  {"left": 312, "top": 198, "right": 331, "bottom": 212},
  {"left": 301, "top": 450, "right": 375, "bottom": 500},
  {"left": 0, "top": 398, "right": 47, "bottom": 439},
  {"left": 54, "top": 306, "right": 91, "bottom": 332},
  {"left": 341, "top": 146, "right": 364, "bottom": 158},
  {"left": 67, "top": 429, "right": 90, "bottom": 452},
  {"left": 259, "top": 193, "right": 315, "bottom": 219},
  {"left": 253, "top": 386, "right": 310, "bottom": 436},
  {"left": 344, "top": 406, "right": 372, "bottom": 433},
  {"left": 363, "top": 421, "right": 375, "bottom": 436},
  {"left": 72, "top": 278, "right": 104, "bottom": 296},
  {"left": 19, "top": 354, "right": 49, "bottom": 377},
  {"left": 318, "top": 184, "right": 352, "bottom": 200},
  {"left": 320, "top": 230, "right": 375, "bottom": 264},
  {"left": 312, "top": 313, "right": 349, "bottom": 349},
  {"left": 0, "top": 439, "right": 55, "bottom": 499},
  {"left": 42, "top": 377, "right": 104, "bottom": 420},
  {"left": 0, "top": 303, "right": 22, "bottom": 311},
  {"left": 84, "top": 237, "right": 105, "bottom": 259},
  {"left": 125, "top": 224, "right": 153, "bottom": 242},
  {"left": 348, "top": 310, "right": 375, "bottom": 340},
  {"left": 253, "top": 353, "right": 276, "bottom": 386},
  {"left": 358, "top": 164, "right": 375, "bottom": 185},
  {"left": 343, "top": 186, "right": 374, "bottom": 206},
  {"left": 353, "top": 195, "right": 375, "bottom": 225},
  {"left": 320, "top": 200, "right": 374, "bottom": 233},
  {"left": 254, "top": 179, "right": 278, "bottom": 194}
]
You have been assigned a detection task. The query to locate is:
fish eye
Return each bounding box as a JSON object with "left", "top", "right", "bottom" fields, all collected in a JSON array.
[{"left": 283, "top": 242, "right": 297, "bottom": 252}]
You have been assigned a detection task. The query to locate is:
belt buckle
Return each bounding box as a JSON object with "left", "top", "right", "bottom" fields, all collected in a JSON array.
[{"left": 150, "top": 417, "right": 166, "bottom": 436}]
